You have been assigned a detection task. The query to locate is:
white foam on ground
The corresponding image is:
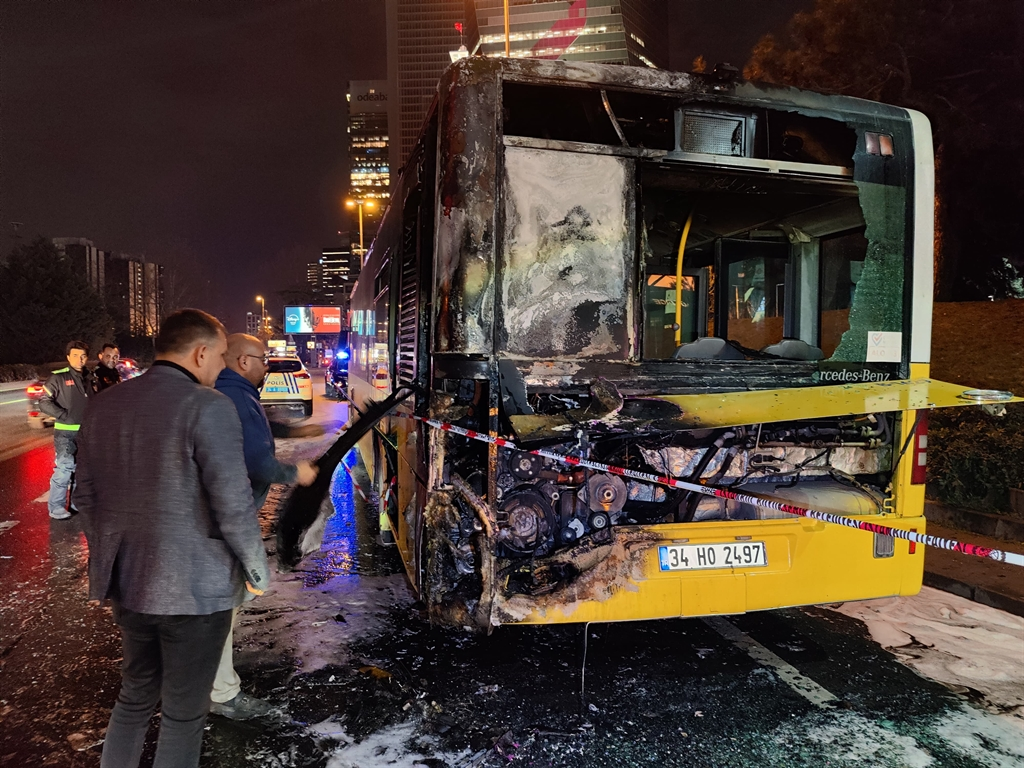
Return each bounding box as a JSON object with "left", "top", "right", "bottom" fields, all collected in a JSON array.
[
  {"left": 830, "top": 587, "right": 1024, "bottom": 723},
  {"left": 770, "top": 711, "right": 935, "bottom": 767},
  {"left": 930, "top": 704, "right": 1024, "bottom": 767},
  {"left": 309, "top": 718, "right": 470, "bottom": 768}
]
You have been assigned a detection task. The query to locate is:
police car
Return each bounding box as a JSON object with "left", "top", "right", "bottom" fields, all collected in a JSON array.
[{"left": 259, "top": 355, "right": 314, "bottom": 421}]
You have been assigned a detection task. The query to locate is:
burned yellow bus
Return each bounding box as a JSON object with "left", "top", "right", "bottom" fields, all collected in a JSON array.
[{"left": 348, "top": 57, "right": 1009, "bottom": 629}]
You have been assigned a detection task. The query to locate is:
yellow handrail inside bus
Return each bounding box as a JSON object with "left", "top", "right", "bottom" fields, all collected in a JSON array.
[{"left": 674, "top": 210, "right": 694, "bottom": 346}]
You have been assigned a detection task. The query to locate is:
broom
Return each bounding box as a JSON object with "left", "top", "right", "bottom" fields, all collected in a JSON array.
[{"left": 275, "top": 386, "right": 415, "bottom": 569}]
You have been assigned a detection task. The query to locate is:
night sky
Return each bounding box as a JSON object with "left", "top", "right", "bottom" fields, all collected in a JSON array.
[{"left": 1, "top": 0, "right": 809, "bottom": 330}]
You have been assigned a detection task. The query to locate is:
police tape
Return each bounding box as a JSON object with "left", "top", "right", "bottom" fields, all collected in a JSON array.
[
  {"left": 395, "top": 411, "right": 1024, "bottom": 568},
  {"left": 340, "top": 460, "right": 369, "bottom": 503}
]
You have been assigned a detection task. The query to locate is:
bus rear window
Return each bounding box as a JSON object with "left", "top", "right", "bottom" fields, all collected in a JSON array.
[{"left": 641, "top": 163, "right": 897, "bottom": 364}]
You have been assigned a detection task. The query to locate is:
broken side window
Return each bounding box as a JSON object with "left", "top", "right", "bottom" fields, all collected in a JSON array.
[{"left": 500, "top": 147, "right": 634, "bottom": 359}]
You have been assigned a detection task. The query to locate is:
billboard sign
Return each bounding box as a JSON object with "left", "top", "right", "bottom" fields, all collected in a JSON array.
[{"left": 284, "top": 306, "right": 343, "bottom": 334}]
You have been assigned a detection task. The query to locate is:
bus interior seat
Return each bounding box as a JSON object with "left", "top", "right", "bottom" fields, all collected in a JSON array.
[
  {"left": 760, "top": 338, "right": 824, "bottom": 361},
  {"left": 673, "top": 337, "right": 747, "bottom": 360}
]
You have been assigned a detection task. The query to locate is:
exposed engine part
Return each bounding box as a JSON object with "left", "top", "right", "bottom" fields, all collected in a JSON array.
[
  {"left": 443, "top": 409, "right": 896, "bottom": 568},
  {"left": 510, "top": 451, "right": 544, "bottom": 480},
  {"left": 496, "top": 487, "right": 556, "bottom": 557},
  {"left": 581, "top": 473, "right": 628, "bottom": 513}
]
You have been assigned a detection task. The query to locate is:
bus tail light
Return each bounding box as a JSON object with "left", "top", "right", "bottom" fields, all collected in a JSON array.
[{"left": 911, "top": 412, "right": 929, "bottom": 485}]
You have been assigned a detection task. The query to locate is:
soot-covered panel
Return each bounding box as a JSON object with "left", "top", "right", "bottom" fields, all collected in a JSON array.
[{"left": 500, "top": 147, "right": 633, "bottom": 359}]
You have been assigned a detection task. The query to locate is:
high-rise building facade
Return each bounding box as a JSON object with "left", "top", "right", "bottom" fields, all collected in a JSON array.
[
  {"left": 386, "top": 1, "right": 667, "bottom": 171},
  {"left": 307, "top": 261, "right": 322, "bottom": 293},
  {"left": 348, "top": 80, "right": 391, "bottom": 205},
  {"left": 246, "top": 312, "right": 261, "bottom": 337},
  {"left": 320, "top": 237, "right": 360, "bottom": 307},
  {"left": 386, "top": 0, "right": 477, "bottom": 174},
  {"left": 473, "top": 1, "right": 668, "bottom": 68},
  {"left": 53, "top": 237, "right": 164, "bottom": 337},
  {"left": 347, "top": 80, "right": 391, "bottom": 245}
]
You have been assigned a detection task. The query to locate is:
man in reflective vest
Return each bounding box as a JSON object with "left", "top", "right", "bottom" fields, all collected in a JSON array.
[{"left": 38, "top": 340, "right": 94, "bottom": 519}]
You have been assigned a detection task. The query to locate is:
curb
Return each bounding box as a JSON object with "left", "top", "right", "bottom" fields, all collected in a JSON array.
[
  {"left": 923, "top": 570, "right": 1024, "bottom": 618},
  {"left": 925, "top": 501, "right": 1024, "bottom": 543}
]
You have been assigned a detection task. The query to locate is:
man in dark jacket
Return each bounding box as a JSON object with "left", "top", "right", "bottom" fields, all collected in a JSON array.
[
  {"left": 94, "top": 343, "right": 122, "bottom": 392},
  {"left": 209, "top": 332, "right": 316, "bottom": 719},
  {"left": 215, "top": 333, "right": 317, "bottom": 508},
  {"left": 38, "top": 340, "right": 93, "bottom": 519},
  {"left": 74, "top": 309, "right": 270, "bottom": 768}
]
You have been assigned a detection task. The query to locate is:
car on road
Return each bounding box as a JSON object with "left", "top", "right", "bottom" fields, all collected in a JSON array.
[
  {"left": 26, "top": 381, "right": 52, "bottom": 429},
  {"left": 260, "top": 355, "right": 313, "bottom": 421},
  {"left": 116, "top": 358, "right": 144, "bottom": 380},
  {"left": 324, "top": 350, "right": 349, "bottom": 400}
]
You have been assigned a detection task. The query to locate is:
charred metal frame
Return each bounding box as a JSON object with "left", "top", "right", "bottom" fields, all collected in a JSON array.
[{"left": 350, "top": 57, "right": 927, "bottom": 629}]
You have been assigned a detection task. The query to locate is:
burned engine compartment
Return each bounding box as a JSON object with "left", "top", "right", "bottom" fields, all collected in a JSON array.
[{"left": 426, "top": 379, "right": 897, "bottom": 624}]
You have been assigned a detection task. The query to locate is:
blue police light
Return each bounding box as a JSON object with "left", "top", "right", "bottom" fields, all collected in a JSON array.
[{"left": 337, "top": 350, "right": 350, "bottom": 360}]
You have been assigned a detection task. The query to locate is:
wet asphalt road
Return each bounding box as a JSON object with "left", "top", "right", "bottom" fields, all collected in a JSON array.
[{"left": 0, "top": 390, "right": 1021, "bottom": 767}]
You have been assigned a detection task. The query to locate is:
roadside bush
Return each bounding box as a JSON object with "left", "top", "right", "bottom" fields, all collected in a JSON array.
[
  {"left": 0, "top": 364, "right": 41, "bottom": 383},
  {"left": 0, "top": 363, "right": 66, "bottom": 383},
  {"left": 928, "top": 402, "right": 1024, "bottom": 515}
]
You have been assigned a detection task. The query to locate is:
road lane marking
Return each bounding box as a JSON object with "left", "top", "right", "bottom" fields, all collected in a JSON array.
[
  {"left": 34, "top": 493, "right": 49, "bottom": 503},
  {"left": 704, "top": 616, "right": 838, "bottom": 708},
  {"left": 0, "top": 398, "right": 29, "bottom": 406},
  {"left": 0, "top": 520, "right": 19, "bottom": 534}
]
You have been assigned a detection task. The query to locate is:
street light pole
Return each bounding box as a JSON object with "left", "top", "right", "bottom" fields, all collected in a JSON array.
[
  {"left": 504, "top": 0, "right": 510, "bottom": 57},
  {"left": 256, "top": 295, "right": 265, "bottom": 339},
  {"left": 345, "top": 199, "right": 376, "bottom": 260}
]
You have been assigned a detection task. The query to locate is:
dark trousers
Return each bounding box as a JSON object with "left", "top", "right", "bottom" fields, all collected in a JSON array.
[{"left": 101, "top": 604, "right": 233, "bottom": 768}]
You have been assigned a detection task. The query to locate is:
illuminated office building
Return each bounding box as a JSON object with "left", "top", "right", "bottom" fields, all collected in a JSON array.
[
  {"left": 307, "top": 261, "right": 322, "bottom": 292},
  {"left": 53, "top": 237, "right": 163, "bottom": 337},
  {"left": 348, "top": 80, "right": 391, "bottom": 204},
  {"left": 386, "top": 0, "right": 477, "bottom": 172},
  {"left": 386, "top": 1, "right": 667, "bottom": 170},
  {"left": 320, "top": 237, "right": 361, "bottom": 307},
  {"left": 473, "top": 0, "right": 667, "bottom": 68}
]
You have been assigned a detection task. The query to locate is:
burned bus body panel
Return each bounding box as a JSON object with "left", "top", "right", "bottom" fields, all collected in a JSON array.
[
  {"left": 500, "top": 148, "right": 635, "bottom": 359},
  {"left": 346, "top": 57, "right": 1008, "bottom": 630}
]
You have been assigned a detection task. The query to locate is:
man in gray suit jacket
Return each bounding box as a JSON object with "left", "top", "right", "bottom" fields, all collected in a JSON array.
[{"left": 75, "top": 309, "right": 270, "bottom": 768}]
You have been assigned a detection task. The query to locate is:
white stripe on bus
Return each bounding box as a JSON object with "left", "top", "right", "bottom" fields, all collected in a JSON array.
[{"left": 907, "top": 108, "right": 934, "bottom": 365}]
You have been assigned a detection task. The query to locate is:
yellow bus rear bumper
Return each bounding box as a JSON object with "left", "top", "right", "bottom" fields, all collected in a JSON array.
[{"left": 509, "top": 515, "right": 926, "bottom": 625}]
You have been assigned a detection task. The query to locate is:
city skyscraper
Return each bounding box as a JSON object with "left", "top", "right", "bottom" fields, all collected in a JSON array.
[
  {"left": 319, "top": 236, "right": 360, "bottom": 307},
  {"left": 53, "top": 237, "right": 164, "bottom": 338},
  {"left": 473, "top": 1, "right": 668, "bottom": 68},
  {"left": 386, "top": 1, "right": 668, "bottom": 171},
  {"left": 348, "top": 80, "right": 390, "bottom": 204},
  {"left": 347, "top": 80, "right": 391, "bottom": 243},
  {"left": 386, "top": 0, "right": 477, "bottom": 174}
]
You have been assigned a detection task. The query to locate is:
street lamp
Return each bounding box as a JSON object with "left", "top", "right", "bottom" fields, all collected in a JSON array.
[
  {"left": 345, "top": 198, "right": 376, "bottom": 259},
  {"left": 256, "top": 295, "right": 265, "bottom": 338}
]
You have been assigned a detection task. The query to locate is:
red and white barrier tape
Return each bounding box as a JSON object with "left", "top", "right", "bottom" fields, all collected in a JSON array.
[
  {"left": 340, "top": 461, "right": 369, "bottom": 503},
  {"left": 398, "top": 412, "right": 1024, "bottom": 568}
]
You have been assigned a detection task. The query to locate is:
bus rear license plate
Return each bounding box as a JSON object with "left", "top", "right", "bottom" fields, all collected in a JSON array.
[{"left": 659, "top": 542, "right": 767, "bottom": 571}]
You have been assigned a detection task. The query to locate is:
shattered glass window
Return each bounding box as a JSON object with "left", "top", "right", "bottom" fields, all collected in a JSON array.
[
  {"left": 828, "top": 183, "right": 906, "bottom": 362},
  {"left": 500, "top": 148, "right": 633, "bottom": 359}
]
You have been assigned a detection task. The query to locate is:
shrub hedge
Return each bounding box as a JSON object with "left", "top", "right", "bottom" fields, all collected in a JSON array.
[
  {"left": 0, "top": 363, "right": 57, "bottom": 384},
  {"left": 927, "top": 402, "right": 1024, "bottom": 516}
]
